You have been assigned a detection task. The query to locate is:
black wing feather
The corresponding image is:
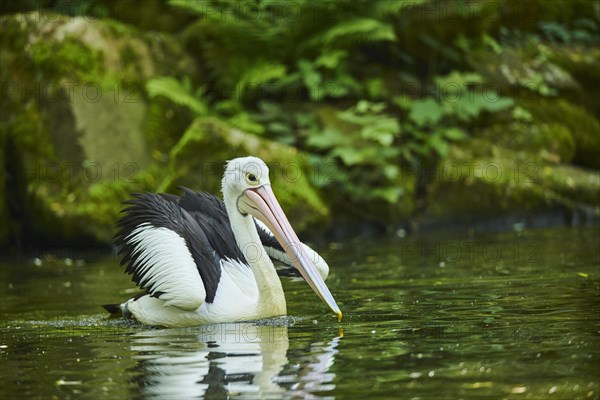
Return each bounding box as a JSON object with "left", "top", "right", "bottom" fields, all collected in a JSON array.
[
  {"left": 114, "top": 192, "right": 223, "bottom": 303},
  {"left": 254, "top": 221, "right": 284, "bottom": 253},
  {"left": 160, "top": 187, "right": 248, "bottom": 263}
]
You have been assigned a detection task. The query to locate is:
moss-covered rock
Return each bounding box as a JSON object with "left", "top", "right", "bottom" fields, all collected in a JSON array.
[
  {"left": 548, "top": 44, "right": 600, "bottom": 116},
  {"left": 467, "top": 39, "right": 599, "bottom": 171},
  {"left": 525, "top": 99, "right": 600, "bottom": 169},
  {"left": 425, "top": 141, "right": 600, "bottom": 225},
  {"left": 157, "top": 117, "right": 329, "bottom": 232},
  {"left": 476, "top": 121, "right": 575, "bottom": 164},
  {"left": 0, "top": 12, "right": 196, "bottom": 245}
]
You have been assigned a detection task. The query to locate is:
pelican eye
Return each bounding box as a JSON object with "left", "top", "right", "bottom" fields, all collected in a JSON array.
[{"left": 245, "top": 172, "right": 259, "bottom": 185}]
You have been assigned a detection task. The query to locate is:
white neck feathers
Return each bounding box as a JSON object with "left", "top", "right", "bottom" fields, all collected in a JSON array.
[{"left": 222, "top": 192, "right": 286, "bottom": 317}]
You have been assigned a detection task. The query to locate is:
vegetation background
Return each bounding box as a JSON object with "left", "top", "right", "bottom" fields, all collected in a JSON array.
[{"left": 1, "top": 0, "right": 598, "bottom": 249}]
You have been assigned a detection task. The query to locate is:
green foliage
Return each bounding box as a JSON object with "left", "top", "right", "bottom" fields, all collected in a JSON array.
[
  {"left": 145, "top": 0, "right": 588, "bottom": 220},
  {"left": 538, "top": 19, "right": 600, "bottom": 44},
  {"left": 146, "top": 76, "right": 207, "bottom": 115},
  {"left": 307, "top": 17, "right": 396, "bottom": 46}
]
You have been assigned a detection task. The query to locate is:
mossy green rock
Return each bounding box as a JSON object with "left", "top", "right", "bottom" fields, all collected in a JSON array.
[
  {"left": 1, "top": 12, "right": 196, "bottom": 245},
  {"left": 468, "top": 42, "right": 599, "bottom": 169},
  {"left": 425, "top": 141, "right": 600, "bottom": 225},
  {"left": 477, "top": 121, "right": 575, "bottom": 164},
  {"left": 158, "top": 117, "right": 329, "bottom": 232},
  {"left": 525, "top": 99, "right": 600, "bottom": 169}
]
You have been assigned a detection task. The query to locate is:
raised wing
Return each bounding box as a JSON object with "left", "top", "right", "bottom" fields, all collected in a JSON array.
[{"left": 115, "top": 193, "right": 224, "bottom": 310}]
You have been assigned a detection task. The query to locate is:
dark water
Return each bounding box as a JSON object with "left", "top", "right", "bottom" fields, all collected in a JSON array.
[{"left": 1, "top": 226, "right": 599, "bottom": 399}]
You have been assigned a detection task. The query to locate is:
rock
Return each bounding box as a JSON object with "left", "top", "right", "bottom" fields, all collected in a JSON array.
[
  {"left": 424, "top": 140, "right": 600, "bottom": 227},
  {"left": 548, "top": 45, "right": 600, "bottom": 117},
  {"left": 477, "top": 121, "right": 575, "bottom": 164},
  {"left": 468, "top": 43, "right": 599, "bottom": 169},
  {"left": 0, "top": 12, "right": 196, "bottom": 245},
  {"left": 525, "top": 99, "right": 600, "bottom": 169},
  {"left": 157, "top": 117, "right": 329, "bottom": 232}
]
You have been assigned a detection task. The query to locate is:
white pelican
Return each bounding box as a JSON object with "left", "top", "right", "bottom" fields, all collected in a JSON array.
[{"left": 103, "top": 157, "right": 341, "bottom": 326}]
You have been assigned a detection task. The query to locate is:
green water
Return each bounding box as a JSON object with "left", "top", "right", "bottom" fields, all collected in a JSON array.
[{"left": 1, "top": 226, "right": 599, "bottom": 399}]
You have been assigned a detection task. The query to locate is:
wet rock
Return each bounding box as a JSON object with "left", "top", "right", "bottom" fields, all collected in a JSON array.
[{"left": 1, "top": 12, "right": 196, "bottom": 245}]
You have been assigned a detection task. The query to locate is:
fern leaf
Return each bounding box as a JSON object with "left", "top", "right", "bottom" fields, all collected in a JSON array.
[
  {"left": 146, "top": 77, "right": 208, "bottom": 116},
  {"left": 310, "top": 18, "right": 396, "bottom": 48},
  {"left": 168, "top": 0, "right": 217, "bottom": 18},
  {"left": 374, "top": 0, "right": 429, "bottom": 17},
  {"left": 236, "top": 61, "right": 287, "bottom": 93}
]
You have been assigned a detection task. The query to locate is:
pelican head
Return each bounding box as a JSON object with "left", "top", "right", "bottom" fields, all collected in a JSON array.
[{"left": 222, "top": 157, "right": 342, "bottom": 320}]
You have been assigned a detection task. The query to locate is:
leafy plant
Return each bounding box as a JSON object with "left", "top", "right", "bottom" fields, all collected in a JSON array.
[
  {"left": 147, "top": 0, "right": 575, "bottom": 223},
  {"left": 146, "top": 76, "right": 207, "bottom": 115}
]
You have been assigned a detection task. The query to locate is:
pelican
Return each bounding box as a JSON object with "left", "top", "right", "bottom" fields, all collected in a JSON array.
[{"left": 103, "top": 157, "right": 341, "bottom": 327}]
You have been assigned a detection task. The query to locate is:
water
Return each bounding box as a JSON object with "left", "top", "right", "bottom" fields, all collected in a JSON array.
[{"left": 1, "top": 226, "right": 599, "bottom": 399}]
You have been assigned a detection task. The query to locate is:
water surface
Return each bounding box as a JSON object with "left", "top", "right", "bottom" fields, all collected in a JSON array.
[{"left": 1, "top": 226, "right": 599, "bottom": 399}]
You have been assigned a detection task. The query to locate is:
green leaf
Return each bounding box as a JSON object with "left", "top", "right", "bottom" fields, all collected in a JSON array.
[
  {"left": 393, "top": 96, "right": 413, "bottom": 110},
  {"left": 482, "top": 34, "right": 503, "bottom": 54},
  {"left": 383, "top": 164, "right": 400, "bottom": 179},
  {"left": 512, "top": 106, "right": 533, "bottom": 121},
  {"left": 361, "top": 117, "right": 400, "bottom": 145},
  {"left": 268, "top": 122, "right": 291, "bottom": 136},
  {"left": 372, "top": 186, "right": 405, "bottom": 203},
  {"left": 481, "top": 97, "right": 514, "bottom": 112},
  {"left": 146, "top": 77, "right": 207, "bottom": 115},
  {"left": 306, "top": 129, "right": 351, "bottom": 149},
  {"left": 298, "top": 59, "right": 322, "bottom": 100},
  {"left": 237, "top": 61, "right": 287, "bottom": 92},
  {"left": 434, "top": 71, "right": 483, "bottom": 88},
  {"left": 442, "top": 127, "right": 467, "bottom": 141},
  {"left": 315, "top": 18, "right": 396, "bottom": 47},
  {"left": 409, "top": 99, "right": 444, "bottom": 126},
  {"left": 315, "top": 50, "right": 348, "bottom": 69},
  {"left": 366, "top": 78, "right": 386, "bottom": 99},
  {"left": 429, "top": 133, "right": 449, "bottom": 157},
  {"left": 374, "top": 0, "right": 427, "bottom": 17},
  {"left": 331, "top": 146, "right": 367, "bottom": 166},
  {"left": 228, "top": 112, "right": 265, "bottom": 135}
]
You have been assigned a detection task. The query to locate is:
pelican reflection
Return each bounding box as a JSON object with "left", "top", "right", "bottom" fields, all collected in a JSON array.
[{"left": 129, "top": 322, "right": 341, "bottom": 398}]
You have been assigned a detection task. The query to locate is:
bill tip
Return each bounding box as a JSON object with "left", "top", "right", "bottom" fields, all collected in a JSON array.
[{"left": 337, "top": 310, "right": 343, "bottom": 322}]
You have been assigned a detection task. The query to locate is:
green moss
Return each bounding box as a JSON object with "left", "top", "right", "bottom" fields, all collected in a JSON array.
[
  {"left": 477, "top": 122, "right": 575, "bottom": 164},
  {"left": 543, "top": 45, "right": 600, "bottom": 121},
  {"left": 28, "top": 37, "right": 103, "bottom": 80},
  {"left": 429, "top": 152, "right": 548, "bottom": 220},
  {"left": 0, "top": 12, "right": 195, "bottom": 245},
  {"left": 427, "top": 140, "right": 600, "bottom": 222},
  {"left": 526, "top": 99, "right": 600, "bottom": 169},
  {"left": 543, "top": 165, "right": 600, "bottom": 206}
]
